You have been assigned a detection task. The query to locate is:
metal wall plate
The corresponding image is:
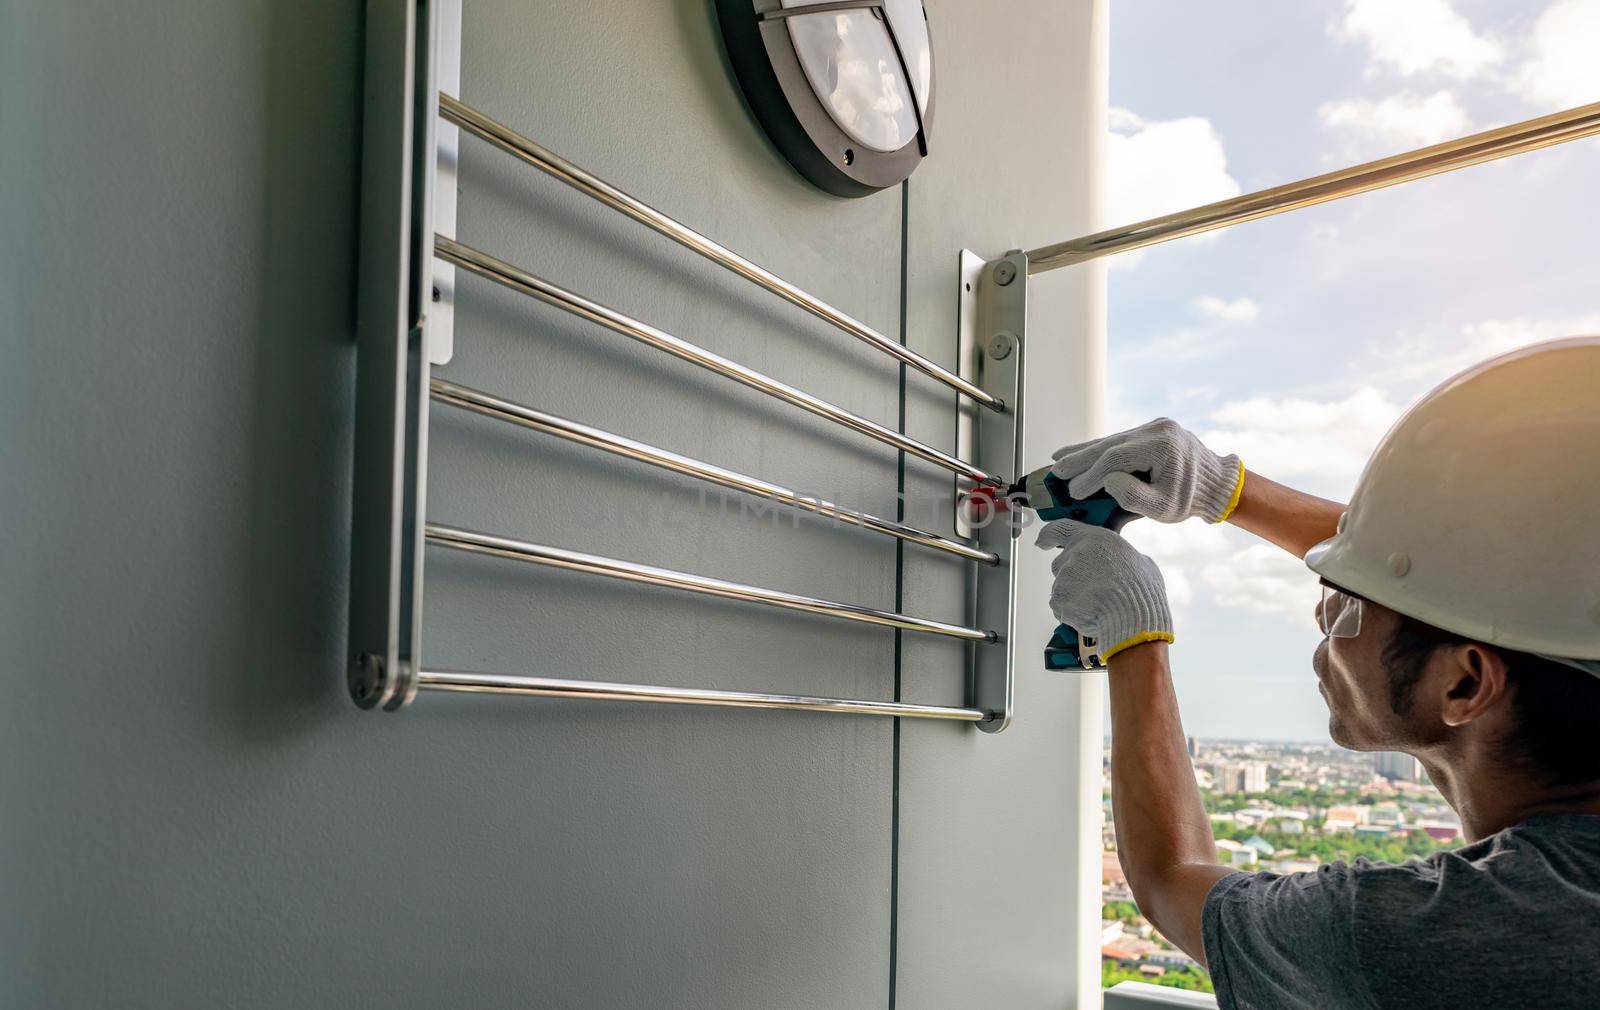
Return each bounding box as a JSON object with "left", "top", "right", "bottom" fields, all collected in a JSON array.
[
  {"left": 958, "top": 249, "right": 1027, "bottom": 732},
  {"left": 347, "top": 0, "right": 438, "bottom": 711},
  {"left": 429, "top": 0, "right": 460, "bottom": 365}
]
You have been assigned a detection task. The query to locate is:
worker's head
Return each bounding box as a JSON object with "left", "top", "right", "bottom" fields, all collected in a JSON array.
[
  {"left": 1304, "top": 337, "right": 1600, "bottom": 788},
  {"left": 1312, "top": 581, "right": 1600, "bottom": 785}
]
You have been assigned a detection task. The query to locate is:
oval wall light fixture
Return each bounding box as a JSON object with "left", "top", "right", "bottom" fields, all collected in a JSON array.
[{"left": 715, "top": 0, "right": 934, "bottom": 198}]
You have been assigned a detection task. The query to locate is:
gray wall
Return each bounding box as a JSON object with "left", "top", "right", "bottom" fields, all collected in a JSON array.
[{"left": 1, "top": 1, "right": 1105, "bottom": 1006}]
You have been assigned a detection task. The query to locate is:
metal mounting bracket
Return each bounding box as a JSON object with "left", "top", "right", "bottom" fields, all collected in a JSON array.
[
  {"left": 957, "top": 249, "right": 1027, "bottom": 732},
  {"left": 428, "top": 0, "right": 461, "bottom": 365},
  {"left": 347, "top": 0, "right": 439, "bottom": 711}
]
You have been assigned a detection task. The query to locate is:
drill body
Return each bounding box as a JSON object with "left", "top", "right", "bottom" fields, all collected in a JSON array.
[{"left": 1005, "top": 465, "right": 1143, "bottom": 670}]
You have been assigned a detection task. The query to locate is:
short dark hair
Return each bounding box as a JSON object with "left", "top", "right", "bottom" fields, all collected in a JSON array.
[{"left": 1383, "top": 613, "right": 1600, "bottom": 786}]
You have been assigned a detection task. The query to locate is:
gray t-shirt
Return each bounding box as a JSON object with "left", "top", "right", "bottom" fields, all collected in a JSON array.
[{"left": 1202, "top": 814, "right": 1600, "bottom": 1009}]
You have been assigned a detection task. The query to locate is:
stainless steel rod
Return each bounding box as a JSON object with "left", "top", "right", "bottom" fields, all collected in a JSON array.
[
  {"left": 1027, "top": 101, "right": 1600, "bottom": 272},
  {"left": 418, "top": 670, "right": 990, "bottom": 721},
  {"left": 430, "top": 378, "right": 999, "bottom": 565},
  {"left": 425, "top": 522, "right": 998, "bottom": 642},
  {"left": 435, "top": 235, "right": 998, "bottom": 485},
  {"left": 438, "top": 92, "right": 1004, "bottom": 411}
]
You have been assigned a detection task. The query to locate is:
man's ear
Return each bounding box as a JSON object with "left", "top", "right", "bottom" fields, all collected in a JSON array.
[{"left": 1438, "top": 644, "right": 1510, "bottom": 728}]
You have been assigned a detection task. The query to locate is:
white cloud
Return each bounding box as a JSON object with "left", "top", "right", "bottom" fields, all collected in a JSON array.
[
  {"left": 1514, "top": 0, "right": 1600, "bottom": 108},
  {"left": 1123, "top": 523, "right": 1320, "bottom": 632},
  {"left": 1341, "top": 0, "right": 1502, "bottom": 79},
  {"left": 1107, "top": 108, "right": 1242, "bottom": 268},
  {"left": 1168, "top": 385, "right": 1220, "bottom": 407},
  {"left": 1191, "top": 295, "right": 1260, "bottom": 323},
  {"left": 1123, "top": 520, "right": 1231, "bottom": 628},
  {"left": 1107, "top": 106, "right": 1144, "bottom": 133},
  {"left": 1306, "top": 222, "right": 1342, "bottom": 244},
  {"left": 1120, "top": 328, "right": 1228, "bottom": 364},
  {"left": 1203, "top": 544, "right": 1323, "bottom": 631},
  {"left": 1200, "top": 386, "right": 1404, "bottom": 490},
  {"left": 1318, "top": 90, "right": 1471, "bottom": 148},
  {"left": 1373, "top": 312, "right": 1600, "bottom": 391}
]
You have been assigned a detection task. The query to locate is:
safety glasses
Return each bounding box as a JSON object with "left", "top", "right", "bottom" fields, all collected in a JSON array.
[{"left": 1318, "top": 581, "right": 1365, "bottom": 639}]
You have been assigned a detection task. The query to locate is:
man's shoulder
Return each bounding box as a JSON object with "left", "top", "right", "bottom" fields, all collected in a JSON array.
[
  {"left": 1202, "top": 821, "right": 1600, "bottom": 1010},
  {"left": 1346, "top": 819, "right": 1600, "bottom": 1006},
  {"left": 1341, "top": 815, "right": 1600, "bottom": 899}
]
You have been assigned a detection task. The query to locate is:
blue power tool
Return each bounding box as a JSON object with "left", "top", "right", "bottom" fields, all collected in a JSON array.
[{"left": 967, "top": 465, "right": 1145, "bottom": 670}]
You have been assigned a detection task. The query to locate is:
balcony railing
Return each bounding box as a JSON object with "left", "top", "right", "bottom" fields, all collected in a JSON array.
[{"left": 1104, "top": 980, "right": 1219, "bottom": 1008}]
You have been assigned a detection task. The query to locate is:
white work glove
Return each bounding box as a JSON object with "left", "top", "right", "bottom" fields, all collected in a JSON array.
[
  {"left": 1050, "top": 417, "right": 1244, "bottom": 524},
  {"left": 1036, "top": 520, "right": 1174, "bottom": 664}
]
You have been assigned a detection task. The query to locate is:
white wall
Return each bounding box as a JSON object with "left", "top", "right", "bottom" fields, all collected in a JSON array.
[
  {"left": 1, "top": 1, "right": 1107, "bottom": 1005},
  {"left": 896, "top": 2, "right": 1109, "bottom": 1006}
]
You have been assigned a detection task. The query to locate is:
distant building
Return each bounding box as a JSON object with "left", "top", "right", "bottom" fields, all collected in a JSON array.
[
  {"left": 1213, "top": 765, "right": 1237, "bottom": 793},
  {"left": 1187, "top": 736, "right": 1200, "bottom": 759},
  {"left": 1215, "top": 760, "right": 1269, "bottom": 794},
  {"left": 1243, "top": 834, "right": 1277, "bottom": 857},
  {"left": 1214, "top": 839, "right": 1259, "bottom": 867},
  {"left": 1375, "top": 751, "right": 1423, "bottom": 782},
  {"left": 1271, "top": 809, "right": 1311, "bottom": 835},
  {"left": 1324, "top": 805, "right": 1370, "bottom": 832},
  {"left": 1418, "top": 820, "right": 1462, "bottom": 843},
  {"left": 1247, "top": 762, "right": 1269, "bottom": 792},
  {"left": 1147, "top": 949, "right": 1197, "bottom": 969},
  {"left": 1369, "top": 802, "right": 1404, "bottom": 827},
  {"left": 1102, "top": 849, "right": 1127, "bottom": 887}
]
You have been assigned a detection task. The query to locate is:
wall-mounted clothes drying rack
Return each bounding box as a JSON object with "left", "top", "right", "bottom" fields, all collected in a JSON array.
[
  {"left": 350, "top": 0, "right": 1600, "bottom": 729},
  {"left": 348, "top": 0, "right": 1024, "bottom": 730}
]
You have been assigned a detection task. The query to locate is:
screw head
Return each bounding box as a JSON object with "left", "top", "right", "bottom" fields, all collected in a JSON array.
[
  {"left": 993, "top": 261, "right": 1017, "bottom": 286},
  {"left": 987, "top": 332, "right": 1016, "bottom": 360},
  {"left": 1387, "top": 552, "right": 1411, "bottom": 577},
  {"left": 349, "top": 653, "right": 384, "bottom": 708}
]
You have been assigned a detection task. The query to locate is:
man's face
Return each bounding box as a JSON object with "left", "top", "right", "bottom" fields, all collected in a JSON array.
[{"left": 1311, "top": 593, "right": 1412, "bottom": 750}]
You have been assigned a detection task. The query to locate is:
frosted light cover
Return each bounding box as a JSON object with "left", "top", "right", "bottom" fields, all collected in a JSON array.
[{"left": 783, "top": 1, "right": 930, "bottom": 153}]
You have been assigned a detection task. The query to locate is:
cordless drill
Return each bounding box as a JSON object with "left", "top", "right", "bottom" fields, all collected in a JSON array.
[{"left": 964, "top": 465, "right": 1145, "bottom": 671}]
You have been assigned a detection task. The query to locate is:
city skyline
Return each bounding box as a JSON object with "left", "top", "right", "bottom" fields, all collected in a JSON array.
[{"left": 1099, "top": 734, "right": 1457, "bottom": 991}]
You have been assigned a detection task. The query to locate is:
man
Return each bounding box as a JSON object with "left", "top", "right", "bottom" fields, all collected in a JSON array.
[{"left": 1039, "top": 337, "right": 1600, "bottom": 1009}]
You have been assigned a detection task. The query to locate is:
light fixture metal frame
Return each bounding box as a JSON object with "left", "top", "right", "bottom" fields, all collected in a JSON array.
[{"left": 714, "top": 0, "right": 935, "bottom": 197}]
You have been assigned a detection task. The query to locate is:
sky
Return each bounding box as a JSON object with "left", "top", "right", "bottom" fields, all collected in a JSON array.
[{"left": 1106, "top": 0, "right": 1600, "bottom": 741}]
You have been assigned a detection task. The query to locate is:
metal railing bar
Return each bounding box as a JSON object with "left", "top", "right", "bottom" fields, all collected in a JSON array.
[
  {"left": 424, "top": 522, "right": 998, "bottom": 642},
  {"left": 1027, "top": 101, "right": 1600, "bottom": 272},
  {"left": 438, "top": 92, "right": 1004, "bottom": 411},
  {"left": 435, "top": 235, "right": 999, "bottom": 485},
  {"left": 430, "top": 378, "right": 999, "bottom": 565},
  {"left": 417, "top": 670, "right": 990, "bottom": 721}
]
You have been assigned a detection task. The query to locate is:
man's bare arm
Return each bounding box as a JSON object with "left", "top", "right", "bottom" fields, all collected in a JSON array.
[
  {"left": 1108, "top": 641, "right": 1235, "bottom": 965},
  {"left": 1226, "top": 469, "right": 1345, "bottom": 559}
]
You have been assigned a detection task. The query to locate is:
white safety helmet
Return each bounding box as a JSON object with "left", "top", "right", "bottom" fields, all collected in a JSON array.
[{"left": 1306, "top": 336, "right": 1600, "bottom": 676}]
